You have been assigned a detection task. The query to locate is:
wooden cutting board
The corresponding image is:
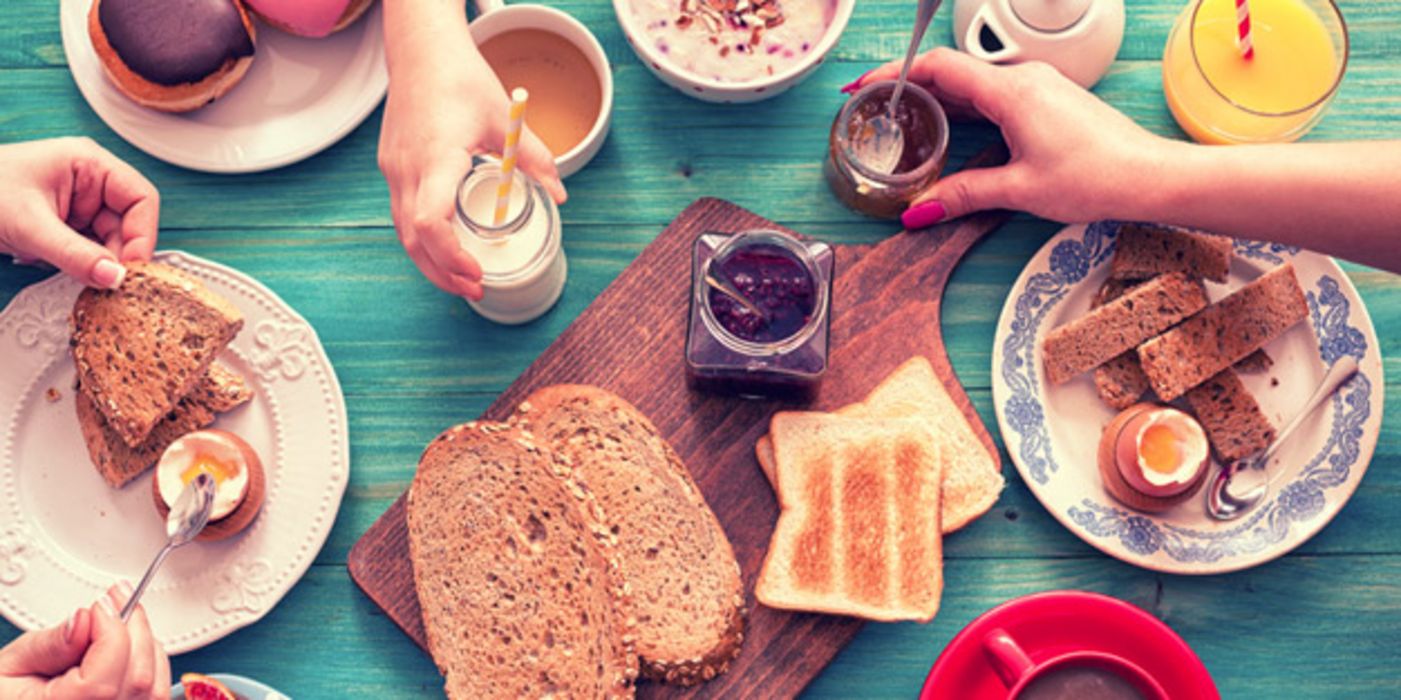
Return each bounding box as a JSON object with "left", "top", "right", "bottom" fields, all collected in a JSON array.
[{"left": 349, "top": 146, "right": 1011, "bottom": 699}]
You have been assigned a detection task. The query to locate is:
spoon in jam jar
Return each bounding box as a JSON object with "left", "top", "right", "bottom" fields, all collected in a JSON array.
[
  {"left": 855, "top": 0, "right": 943, "bottom": 174},
  {"left": 704, "top": 270, "right": 768, "bottom": 321},
  {"left": 1206, "top": 355, "right": 1359, "bottom": 521}
]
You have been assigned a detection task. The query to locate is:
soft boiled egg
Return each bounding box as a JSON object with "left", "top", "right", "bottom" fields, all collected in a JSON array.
[
  {"left": 1113, "top": 405, "right": 1209, "bottom": 498},
  {"left": 156, "top": 430, "right": 255, "bottom": 521}
]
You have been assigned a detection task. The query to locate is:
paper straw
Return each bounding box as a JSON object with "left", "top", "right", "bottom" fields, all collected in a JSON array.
[
  {"left": 1235, "top": 0, "right": 1254, "bottom": 59},
  {"left": 494, "top": 87, "right": 529, "bottom": 226}
]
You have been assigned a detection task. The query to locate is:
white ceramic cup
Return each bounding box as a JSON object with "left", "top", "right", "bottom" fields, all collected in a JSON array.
[
  {"left": 612, "top": 0, "right": 855, "bottom": 103},
  {"left": 470, "top": 0, "right": 614, "bottom": 177}
]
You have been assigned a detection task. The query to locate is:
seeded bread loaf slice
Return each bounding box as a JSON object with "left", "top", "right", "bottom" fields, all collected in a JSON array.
[
  {"left": 1184, "top": 370, "right": 1277, "bottom": 463},
  {"left": 1042, "top": 272, "right": 1209, "bottom": 386},
  {"left": 407, "top": 422, "right": 638, "bottom": 700},
  {"left": 1139, "top": 264, "right": 1307, "bottom": 402},
  {"left": 1110, "top": 223, "right": 1233, "bottom": 282},
  {"left": 77, "top": 361, "right": 252, "bottom": 488},
  {"left": 71, "top": 262, "right": 243, "bottom": 447},
  {"left": 516, "top": 386, "right": 746, "bottom": 686}
]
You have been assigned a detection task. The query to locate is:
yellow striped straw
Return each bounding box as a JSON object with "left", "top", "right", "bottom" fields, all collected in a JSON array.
[{"left": 494, "top": 87, "right": 529, "bottom": 226}]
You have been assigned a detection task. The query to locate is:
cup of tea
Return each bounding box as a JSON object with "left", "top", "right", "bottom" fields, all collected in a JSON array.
[
  {"left": 470, "top": 0, "right": 614, "bottom": 177},
  {"left": 983, "top": 628, "right": 1168, "bottom": 700}
]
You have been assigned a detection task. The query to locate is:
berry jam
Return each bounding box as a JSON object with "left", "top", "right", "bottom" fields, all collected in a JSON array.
[{"left": 708, "top": 245, "right": 816, "bottom": 344}]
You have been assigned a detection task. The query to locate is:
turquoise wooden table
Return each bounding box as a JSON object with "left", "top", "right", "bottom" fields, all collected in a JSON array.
[{"left": 3, "top": 0, "right": 1399, "bottom": 697}]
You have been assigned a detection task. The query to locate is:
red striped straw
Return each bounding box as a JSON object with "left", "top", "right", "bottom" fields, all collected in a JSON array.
[{"left": 1235, "top": 0, "right": 1255, "bottom": 59}]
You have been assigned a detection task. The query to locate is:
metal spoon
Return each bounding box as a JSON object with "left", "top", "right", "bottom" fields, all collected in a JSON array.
[
  {"left": 120, "top": 473, "right": 216, "bottom": 621},
  {"left": 854, "top": 0, "right": 943, "bottom": 174},
  {"left": 704, "top": 270, "right": 768, "bottom": 320},
  {"left": 1206, "top": 356, "right": 1360, "bottom": 521}
]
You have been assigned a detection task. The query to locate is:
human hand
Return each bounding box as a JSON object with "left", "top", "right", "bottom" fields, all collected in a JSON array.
[
  {"left": 0, "top": 582, "right": 172, "bottom": 699},
  {"left": 0, "top": 137, "right": 160, "bottom": 288},
  {"left": 845, "top": 48, "right": 1178, "bottom": 229},
  {"left": 378, "top": 17, "right": 564, "bottom": 301}
]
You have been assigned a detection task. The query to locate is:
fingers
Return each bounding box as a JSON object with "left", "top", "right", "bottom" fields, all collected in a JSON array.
[
  {"left": 847, "top": 47, "right": 1015, "bottom": 124},
  {"left": 152, "top": 637, "right": 171, "bottom": 700},
  {"left": 11, "top": 213, "right": 127, "bottom": 289},
  {"left": 414, "top": 155, "right": 484, "bottom": 287},
  {"left": 901, "top": 165, "right": 1023, "bottom": 229},
  {"left": 515, "top": 127, "right": 567, "bottom": 205},
  {"left": 46, "top": 596, "right": 131, "bottom": 699},
  {"left": 62, "top": 138, "right": 160, "bottom": 263},
  {"left": 0, "top": 607, "right": 91, "bottom": 678},
  {"left": 110, "top": 583, "right": 155, "bottom": 700}
]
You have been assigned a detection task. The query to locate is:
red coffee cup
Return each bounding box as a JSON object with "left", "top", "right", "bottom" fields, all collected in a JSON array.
[{"left": 983, "top": 628, "right": 1169, "bottom": 699}]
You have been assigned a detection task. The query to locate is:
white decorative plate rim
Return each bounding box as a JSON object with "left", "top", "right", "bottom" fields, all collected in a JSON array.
[
  {"left": 58, "top": 0, "right": 388, "bottom": 174},
  {"left": 0, "top": 250, "right": 349, "bottom": 652},
  {"left": 991, "top": 221, "right": 1384, "bottom": 575}
]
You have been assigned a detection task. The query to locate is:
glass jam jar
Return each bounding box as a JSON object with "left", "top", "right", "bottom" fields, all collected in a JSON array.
[
  {"left": 824, "top": 80, "right": 950, "bottom": 219},
  {"left": 685, "top": 229, "right": 835, "bottom": 401},
  {"left": 455, "top": 158, "right": 568, "bottom": 325}
]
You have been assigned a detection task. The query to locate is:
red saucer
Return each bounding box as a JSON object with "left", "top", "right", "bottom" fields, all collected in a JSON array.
[{"left": 920, "top": 590, "right": 1219, "bottom": 700}]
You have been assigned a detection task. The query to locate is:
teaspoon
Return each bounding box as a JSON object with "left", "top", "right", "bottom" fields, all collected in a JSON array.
[
  {"left": 854, "top": 0, "right": 943, "bottom": 174},
  {"left": 120, "top": 473, "right": 216, "bottom": 621}
]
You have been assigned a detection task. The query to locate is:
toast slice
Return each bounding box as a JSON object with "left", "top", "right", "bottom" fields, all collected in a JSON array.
[
  {"left": 1139, "top": 264, "right": 1307, "bottom": 402},
  {"left": 756, "top": 413, "right": 944, "bottom": 622},
  {"left": 516, "top": 386, "right": 746, "bottom": 686},
  {"left": 755, "top": 357, "right": 1002, "bottom": 533},
  {"left": 406, "top": 422, "right": 638, "bottom": 700},
  {"left": 71, "top": 262, "right": 243, "bottom": 447},
  {"left": 1110, "top": 223, "right": 1233, "bottom": 282},
  {"left": 77, "top": 361, "right": 252, "bottom": 488},
  {"left": 1184, "top": 370, "right": 1277, "bottom": 463},
  {"left": 1042, "top": 272, "right": 1208, "bottom": 385}
]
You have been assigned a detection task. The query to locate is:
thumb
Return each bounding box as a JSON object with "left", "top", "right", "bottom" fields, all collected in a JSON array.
[
  {"left": 0, "top": 607, "right": 90, "bottom": 678},
  {"left": 516, "top": 127, "right": 567, "bottom": 205},
  {"left": 15, "top": 216, "right": 127, "bottom": 289},
  {"left": 900, "top": 166, "right": 1021, "bottom": 230}
]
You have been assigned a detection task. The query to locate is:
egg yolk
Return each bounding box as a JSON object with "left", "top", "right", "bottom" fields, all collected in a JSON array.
[
  {"left": 1138, "top": 424, "right": 1182, "bottom": 474},
  {"left": 181, "top": 453, "right": 239, "bottom": 487}
]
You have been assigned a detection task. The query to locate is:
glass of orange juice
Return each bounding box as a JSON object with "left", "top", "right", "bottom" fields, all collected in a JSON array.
[{"left": 1162, "top": 0, "right": 1348, "bottom": 144}]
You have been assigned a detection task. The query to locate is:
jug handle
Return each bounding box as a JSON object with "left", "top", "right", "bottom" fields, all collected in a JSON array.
[{"left": 963, "top": 3, "right": 1023, "bottom": 63}]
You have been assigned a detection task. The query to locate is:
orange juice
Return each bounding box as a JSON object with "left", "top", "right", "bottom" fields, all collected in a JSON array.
[{"left": 1162, "top": 0, "right": 1345, "bottom": 144}]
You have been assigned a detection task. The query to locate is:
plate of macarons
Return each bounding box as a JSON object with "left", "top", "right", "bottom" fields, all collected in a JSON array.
[
  {"left": 992, "top": 221, "right": 1383, "bottom": 575},
  {"left": 60, "top": 0, "right": 386, "bottom": 173}
]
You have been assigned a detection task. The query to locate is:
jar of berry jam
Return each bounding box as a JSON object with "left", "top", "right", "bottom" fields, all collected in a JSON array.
[
  {"left": 825, "top": 80, "right": 950, "bottom": 219},
  {"left": 685, "top": 229, "right": 835, "bottom": 401}
]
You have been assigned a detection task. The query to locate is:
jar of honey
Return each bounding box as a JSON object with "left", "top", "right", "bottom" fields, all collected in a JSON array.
[{"left": 824, "top": 80, "right": 950, "bottom": 219}]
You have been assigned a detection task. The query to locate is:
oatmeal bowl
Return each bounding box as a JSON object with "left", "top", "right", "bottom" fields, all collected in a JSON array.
[{"left": 614, "top": 0, "right": 855, "bottom": 102}]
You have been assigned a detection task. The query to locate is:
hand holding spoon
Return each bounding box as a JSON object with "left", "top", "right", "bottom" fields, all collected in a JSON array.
[
  {"left": 120, "top": 473, "right": 216, "bottom": 621},
  {"left": 1206, "top": 356, "right": 1360, "bottom": 521},
  {"left": 854, "top": 0, "right": 943, "bottom": 174}
]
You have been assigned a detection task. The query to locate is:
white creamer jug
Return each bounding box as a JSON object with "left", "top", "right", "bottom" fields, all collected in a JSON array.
[{"left": 953, "top": 0, "right": 1125, "bottom": 88}]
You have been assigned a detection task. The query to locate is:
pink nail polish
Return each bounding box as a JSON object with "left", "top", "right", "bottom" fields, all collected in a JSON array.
[
  {"left": 901, "top": 200, "right": 948, "bottom": 230},
  {"left": 840, "top": 69, "right": 874, "bottom": 94}
]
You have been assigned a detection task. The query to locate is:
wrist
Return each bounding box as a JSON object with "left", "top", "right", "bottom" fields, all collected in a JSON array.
[{"left": 1131, "top": 137, "right": 1211, "bottom": 225}]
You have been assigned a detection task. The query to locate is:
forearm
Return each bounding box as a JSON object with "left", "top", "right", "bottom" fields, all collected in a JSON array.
[
  {"left": 383, "top": 0, "right": 482, "bottom": 75},
  {"left": 1144, "top": 140, "right": 1401, "bottom": 273}
]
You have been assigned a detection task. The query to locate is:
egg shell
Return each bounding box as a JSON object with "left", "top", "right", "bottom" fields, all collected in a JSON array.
[
  {"left": 153, "top": 429, "right": 265, "bottom": 542},
  {"left": 1116, "top": 407, "right": 1209, "bottom": 497},
  {"left": 1097, "top": 404, "right": 1209, "bottom": 513}
]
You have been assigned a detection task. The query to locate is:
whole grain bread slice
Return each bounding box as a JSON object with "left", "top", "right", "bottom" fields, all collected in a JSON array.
[
  {"left": 757, "top": 414, "right": 944, "bottom": 623},
  {"left": 1110, "top": 223, "right": 1234, "bottom": 282},
  {"left": 77, "top": 361, "right": 252, "bottom": 488},
  {"left": 515, "top": 386, "right": 746, "bottom": 686},
  {"left": 1138, "top": 264, "right": 1307, "bottom": 401},
  {"left": 71, "top": 262, "right": 243, "bottom": 447},
  {"left": 407, "top": 422, "right": 638, "bottom": 700},
  {"left": 1184, "top": 370, "right": 1277, "bottom": 463},
  {"left": 1042, "top": 272, "right": 1208, "bottom": 386}
]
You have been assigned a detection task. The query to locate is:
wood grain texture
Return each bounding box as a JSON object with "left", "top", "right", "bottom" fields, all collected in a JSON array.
[
  {"left": 2, "top": 0, "right": 1401, "bottom": 697},
  {"left": 349, "top": 176, "right": 1013, "bottom": 697}
]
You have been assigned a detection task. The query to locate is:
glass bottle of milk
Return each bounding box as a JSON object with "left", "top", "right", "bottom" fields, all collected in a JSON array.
[{"left": 454, "top": 159, "right": 568, "bottom": 325}]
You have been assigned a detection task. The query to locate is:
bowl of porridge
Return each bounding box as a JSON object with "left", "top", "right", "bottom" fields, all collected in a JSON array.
[{"left": 615, "top": 0, "right": 854, "bottom": 102}]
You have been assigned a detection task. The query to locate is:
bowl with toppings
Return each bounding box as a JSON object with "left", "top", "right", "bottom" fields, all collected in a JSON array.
[{"left": 614, "top": 0, "right": 855, "bottom": 102}]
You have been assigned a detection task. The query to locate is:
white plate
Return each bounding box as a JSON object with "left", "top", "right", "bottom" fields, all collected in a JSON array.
[
  {"left": 991, "top": 222, "right": 1384, "bottom": 575},
  {"left": 0, "top": 251, "right": 348, "bottom": 653},
  {"left": 60, "top": 0, "right": 387, "bottom": 173}
]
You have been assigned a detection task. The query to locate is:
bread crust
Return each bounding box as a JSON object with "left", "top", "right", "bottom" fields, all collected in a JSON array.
[
  {"left": 88, "top": 0, "right": 256, "bottom": 113},
  {"left": 515, "top": 385, "right": 747, "bottom": 686}
]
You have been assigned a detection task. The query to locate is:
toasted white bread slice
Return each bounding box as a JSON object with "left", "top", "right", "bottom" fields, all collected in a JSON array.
[
  {"left": 756, "top": 356, "right": 1002, "bottom": 532},
  {"left": 756, "top": 413, "right": 944, "bottom": 623}
]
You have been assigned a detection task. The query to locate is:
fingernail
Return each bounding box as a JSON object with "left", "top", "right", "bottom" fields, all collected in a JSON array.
[
  {"left": 96, "top": 595, "right": 117, "bottom": 618},
  {"left": 901, "top": 200, "right": 948, "bottom": 230},
  {"left": 92, "top": 259, "right": 126, "bottom": 289},
  {"left": 62, "top": 607, "right": 85, "bottom": 644},
  {"left": 840, "top": 70, "right": 874, "bottom": 94},
  {"left": 116, "top": 580, "right": 134, "bottom": 604}
]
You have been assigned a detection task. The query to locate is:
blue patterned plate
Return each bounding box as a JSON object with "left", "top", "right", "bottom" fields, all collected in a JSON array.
[{"left": 991, "top": 222, "right": 1383, "bottom": 574}]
